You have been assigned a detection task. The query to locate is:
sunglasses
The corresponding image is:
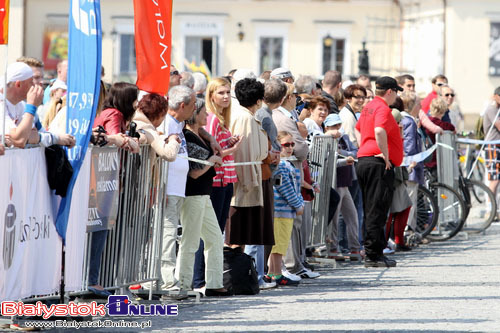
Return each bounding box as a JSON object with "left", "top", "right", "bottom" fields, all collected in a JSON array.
[
  {"left": 436, "top": 82, "right": 445, "bottom": 87},
  {"left": 170, "top": 70, "right": 180, "bottom": 76},
  {"left": 444, "top": 93, "right": 455, "bottom": 97},
  {"left": 281, "top": 142, "right": 295, "bottom": 148}
]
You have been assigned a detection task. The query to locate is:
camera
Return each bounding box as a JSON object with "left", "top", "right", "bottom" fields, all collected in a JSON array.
[{"left": 273, "top": 175, "right": 282, "bottom": 186}]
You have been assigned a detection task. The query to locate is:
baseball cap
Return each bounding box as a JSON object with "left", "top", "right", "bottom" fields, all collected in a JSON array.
[
  {"left": 50, "top": 79, "right": 67, "bottom": 92},
  {"left": 270, "top": 67, "right": 294, "bottom": 80},
  {"left": 6, "top": 62, "right": 33, "bottom": 84},
  {"left": 375, "top": 76, "right": 403, "bottom": 92},
  {"left": 324, "top": 113, "right": 342, "bottom": 127}
]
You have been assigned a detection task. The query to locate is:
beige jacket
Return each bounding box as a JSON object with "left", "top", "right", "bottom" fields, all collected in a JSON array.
[
  {"left": 133, "top": 111, "right": 180, "bottom": 162},
  {"left": 229, "top": 105, "right": 268, "bottom": 207}
]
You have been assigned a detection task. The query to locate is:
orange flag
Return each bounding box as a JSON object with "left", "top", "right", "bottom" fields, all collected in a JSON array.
[
  {"left": 0, "top": 0, "right": 9, "bottom": 44},
  {"left": 133, "top": 0, "right": 172, "bottom": 96}
]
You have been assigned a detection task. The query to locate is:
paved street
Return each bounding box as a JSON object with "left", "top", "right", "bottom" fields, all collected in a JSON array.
[
  {"left": 10, "top": 223, "right": 499, "bottom": 333},
  {"left": 153, "top": 224, "right": 500, "bottom": 332}
]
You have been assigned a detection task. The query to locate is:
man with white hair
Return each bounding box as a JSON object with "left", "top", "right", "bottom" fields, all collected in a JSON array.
[
  {"left": 180, "top": 71, "right": 195, "bottom": 89},
  {"left": 192, "top": 72, "right": 207, "bottom": 98},
  {"left": 1, "top": 62, "right": 74, "bottom": 148},
  {"left": 159, "top": 85, "right": 221, "bottom": 294},
  {"left": 294, "top": 75, "right": 320, "bottom": 96}
]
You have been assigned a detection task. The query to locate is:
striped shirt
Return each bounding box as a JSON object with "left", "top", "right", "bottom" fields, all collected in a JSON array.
[
  {"left": 274, "top": 160, "right": 304, "bottom": 218},
  {"left": 205, "top": 113, "right": 238, "bottom": 187}
]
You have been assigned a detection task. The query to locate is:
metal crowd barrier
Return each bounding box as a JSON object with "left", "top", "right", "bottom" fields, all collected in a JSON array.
[
  {"left": 308, "top": 135, "right": 338, "bottom": 249},
  {"left": 436, "top": 131, "right": 459, "bottom": 187},
  {"left": 81, "top": 145, "right": 167, "bottom": 298}
]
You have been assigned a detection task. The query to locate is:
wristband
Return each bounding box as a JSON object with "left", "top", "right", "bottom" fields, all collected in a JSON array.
[{"left": 24, "top": 104, "right": 37, "bottom": 116}]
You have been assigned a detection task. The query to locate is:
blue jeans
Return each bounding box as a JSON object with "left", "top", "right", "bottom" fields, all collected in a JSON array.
[
  {"left": 244, "top": 245, "right": 264, "bottom": 284},
  {"left": 193, "top": 184, "right": 233, "bottom": 289},
  {"left": 88, "top": 229, "right": 108, "bottom": 286}
]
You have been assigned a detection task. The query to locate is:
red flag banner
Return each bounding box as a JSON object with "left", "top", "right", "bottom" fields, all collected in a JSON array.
[
  {"left": 0, "top": 0, "right": 9, "bottom": 45},
  {"left": 133, "top": 0, "right": 172, "bottom": 95}
]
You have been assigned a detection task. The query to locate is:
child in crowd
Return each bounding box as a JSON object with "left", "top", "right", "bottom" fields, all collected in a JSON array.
[{"left": 265, "top": 131, "right": 304, "bottom": 286}]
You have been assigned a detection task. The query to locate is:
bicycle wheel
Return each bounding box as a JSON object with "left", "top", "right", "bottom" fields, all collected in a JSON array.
[
  {"left": 415, "top": 185, "right": 438, "bottom": 237},
  {"left": 426, "top": 183, "right": 467, "bottom": 241},
  {"left": 462, "top": 179, "right": 497, "bottom": 233}
]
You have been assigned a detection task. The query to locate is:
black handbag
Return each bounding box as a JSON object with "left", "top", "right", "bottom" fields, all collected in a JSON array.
[{"left": 44, "top": 145, "right": 74, "bottom": 197}]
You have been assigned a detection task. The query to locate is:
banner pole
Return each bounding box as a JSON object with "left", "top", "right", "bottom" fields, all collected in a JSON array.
[
  {"left": 2, "top": 44, "right": 7, "bottom": 146},
  {"left": 59, "top": 242, "right": 66, "bottom": 304}
]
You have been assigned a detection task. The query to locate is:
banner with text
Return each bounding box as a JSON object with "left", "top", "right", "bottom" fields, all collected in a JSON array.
[
  {"left": 0, "top": 148, "right": 62, "bottom": 302},
  {"left": 87, "top": 147, "right": 120, "bottom": 232},
  {"left": 56, "top": 0, "right": 102, "bottom": 243},
  {"left": 134, "top": 0, "right": 172, "bottom": 95}
]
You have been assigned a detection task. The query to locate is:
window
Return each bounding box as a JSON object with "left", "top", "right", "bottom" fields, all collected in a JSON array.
[
  {"left": 259, "top": 37, "right": 283, "bottom": 73},
  {"left": 322, "top": 36, "right": 345, "bottom": 74},
  {"left": 119, "top": 34, "right": 136, "bottom": 75}
]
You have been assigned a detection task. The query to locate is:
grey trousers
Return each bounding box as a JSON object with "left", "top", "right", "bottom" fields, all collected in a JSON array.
[
  {"left": 300, "top": 201, "right": 313, "bottom": 263},
  {"left": 330, "top": 187, "right": 360, "bottom": 252},
  {"left": 284, "top": 214, "right": 306, "bottom": 274}
]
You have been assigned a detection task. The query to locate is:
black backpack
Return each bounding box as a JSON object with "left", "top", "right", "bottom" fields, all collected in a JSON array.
[{"left": 223, "top": 247, "right": 259, "bottom": 295}]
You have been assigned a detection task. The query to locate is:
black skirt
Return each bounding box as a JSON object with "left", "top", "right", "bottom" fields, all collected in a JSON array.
[{"left": 225, "top": 180, "right": 275, "bottom": 245}]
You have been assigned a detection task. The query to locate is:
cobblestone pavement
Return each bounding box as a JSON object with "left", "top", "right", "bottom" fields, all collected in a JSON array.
[{"left": 6, "top": 223, "right": 500, "bottom": 332}]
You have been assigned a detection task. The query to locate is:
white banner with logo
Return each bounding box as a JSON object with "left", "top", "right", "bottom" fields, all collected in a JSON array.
[
  {"left": 0, "top": 148, "right": 62, "bottom": 301},
  {"left": 0, "top": 147, "right": 90, "bottom": 301}
]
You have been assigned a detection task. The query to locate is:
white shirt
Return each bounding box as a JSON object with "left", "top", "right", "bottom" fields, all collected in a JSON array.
[{"left": 162, "top": 114, "right": 189, "bottom": 197}]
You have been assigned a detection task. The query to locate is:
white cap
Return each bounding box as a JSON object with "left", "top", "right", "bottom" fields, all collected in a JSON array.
[
  {"left": 270, "top": 67, "right": 294, "bottom": 80},
  {"left": 6, "top": 62, "right": 33, "bottom": 84},
  {"left": 232, "top": 69, "right": 256, "bottom": 87},
  {"left": 50, "top": 79, "right": 67, "bottom": 92}
]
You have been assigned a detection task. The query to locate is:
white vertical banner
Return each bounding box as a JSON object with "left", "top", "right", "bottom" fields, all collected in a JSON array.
[
  {"left": 64, "top": 149, "right": 91, "bottom": 291},
  {"left": 0, "top": 148, "right": 62, "bottom": 301}
]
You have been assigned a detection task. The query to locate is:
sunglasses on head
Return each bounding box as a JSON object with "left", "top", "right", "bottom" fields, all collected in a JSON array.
[{"left": 281, "top": 142, "right": 295, "bottom": 148}]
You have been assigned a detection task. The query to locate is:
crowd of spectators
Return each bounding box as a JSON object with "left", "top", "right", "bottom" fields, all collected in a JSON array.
[{"left": 2, "top": 57, "right": 489, "bottom": 298}]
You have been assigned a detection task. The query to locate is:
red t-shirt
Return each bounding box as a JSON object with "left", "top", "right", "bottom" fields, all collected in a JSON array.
[
  {"left": 356, "top": 96, "right": 404, "bottom": 166},
  {"left": 421, "top": 91, "right": 437, "bottom": 113}
]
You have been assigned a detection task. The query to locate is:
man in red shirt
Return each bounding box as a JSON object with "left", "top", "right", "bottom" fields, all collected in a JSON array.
[
  {"left": 355, "top": 76, "right": 404, "bottom": 268},
  {"left": 421, "top": 74, "right": 448, "bottom": 113}
]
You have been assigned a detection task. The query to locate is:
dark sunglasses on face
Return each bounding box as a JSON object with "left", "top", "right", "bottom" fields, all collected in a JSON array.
[
  {"left": 170, "top": 70, "right": 180, "bottom": 76},
  {"left": 436, "top": 82, "right": 445, "bottom": 86},
  {"left": 281, "top": 142, "right": 295, "bottom": 148},
  {"left": 444, "top": 93, "right": 455, "bottom": 97}
]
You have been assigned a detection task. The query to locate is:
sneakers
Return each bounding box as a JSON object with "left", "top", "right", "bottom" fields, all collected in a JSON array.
[
  {"left": 348, "top": 251, "right": 363, "bottom": 261},
  {"left": 259, "top": 278, "right": 277, "bottom": 290},
  {"left": 396, "top": 244, "right": 412, "bottom": 252},
  {"left": 364, "top": 255, "right": 397, "bottom": 268},
  {"left": 302, "top": 261, "right": 315, "bottom": 271},
  {"left": 297, "top": 268, "right": 320, "bottom": 279},
  {"left": 383, "top": 247, "right": 395, "bottom": 255},
  {"left": 282, "top": 269, "right": 302, "bottom": 281},
  {"left": 274, "top": 275, "right": 300, "bottom": 286},
  {"left": 328, "top": 251, "right": 347, "bottom": 261}
]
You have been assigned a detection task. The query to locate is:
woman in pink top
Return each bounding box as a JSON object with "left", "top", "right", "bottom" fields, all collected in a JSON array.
[{"left": 193, "top": 77, "right": 241, "bottom": 289}]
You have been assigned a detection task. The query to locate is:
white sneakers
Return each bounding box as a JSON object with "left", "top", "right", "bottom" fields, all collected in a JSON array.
[
  {"left": 297, "top": 268, "right": 320, "bottom": 279},
  {"left": 281, "top": 269, "right": 302, "bottom": 281},
  {"left": 259, "top": 280, "right": 277, "bottom": 290}
]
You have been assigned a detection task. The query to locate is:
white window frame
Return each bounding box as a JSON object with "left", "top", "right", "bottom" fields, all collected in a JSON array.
[
  {"left": 316, "top": 26, "right": 351, "bottom": 77},
  {"left": 177, "top": 15, "right": 225, "bottom": 77},
  {"left": 254, "top": 24, "right": 289, "bottom": 75},
  {"left": 112, "top": 21, "right": 135, "bottom": 81}
]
